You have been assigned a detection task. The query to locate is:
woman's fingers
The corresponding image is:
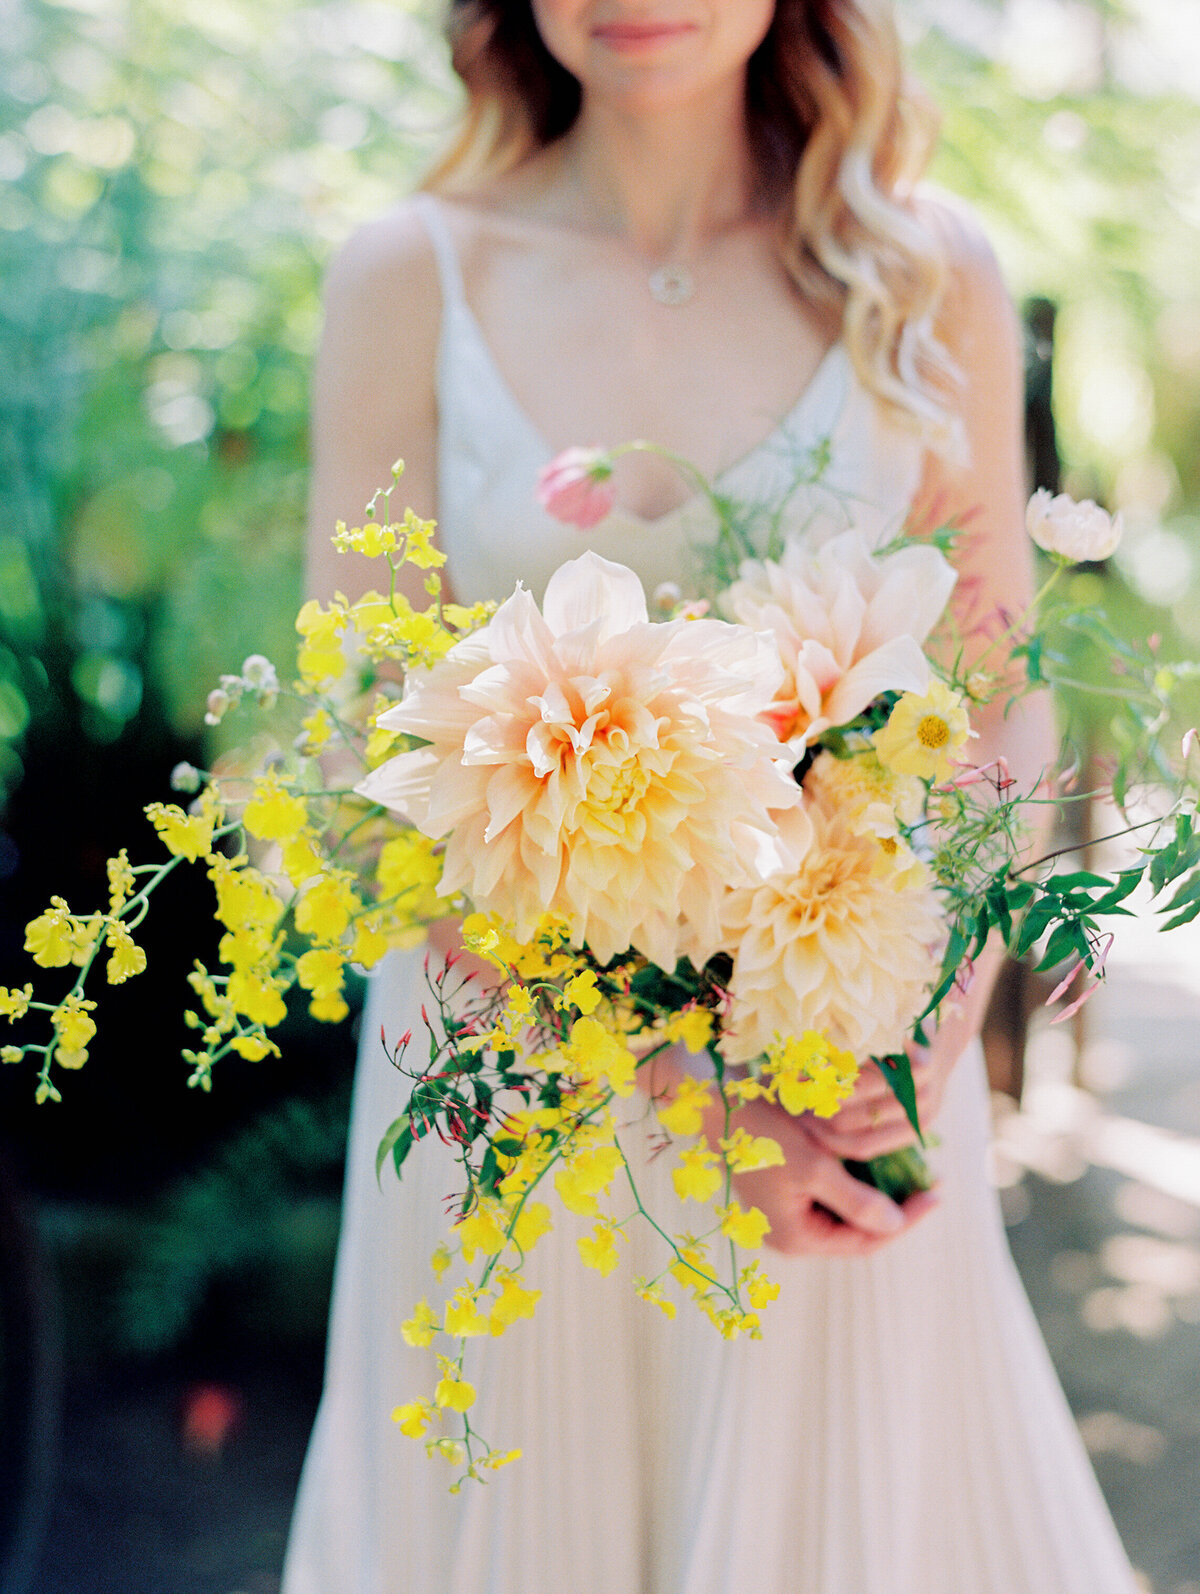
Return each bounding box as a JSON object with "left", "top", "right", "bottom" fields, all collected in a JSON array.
[
  {"left": 765, "top": 1198, "right": 893, "bottom": 1258},
  {"left": 839, "top": 1059, "right": 896, "bottom": 1107},
  {"left": 767, "top": 1186, "right": 941, "bottom": 1258},
  {"left": 805, "top": 1116, "right": 919, "bottom": 1161},
  {"left": 778, "top": 1207, "right": 890, "bottom": 1258},
  {"left": 835, "top": 1051, "right": 933, "bottom": 1113},
  {"left": 808, "top": 1051, "right": 938, "bottom": 1150},
  {"left": 807, "top": 1081, "right": 941, "bottom": 1158},
  {"left": 814, "top": 1095, "right": 909, "bottom": 1135},
  {"left": 728, "top": 1104, "right": 940, "bottom": 1259},
  {"left": 809, "top": 1156, "right": 909, "bottom": 1235}
]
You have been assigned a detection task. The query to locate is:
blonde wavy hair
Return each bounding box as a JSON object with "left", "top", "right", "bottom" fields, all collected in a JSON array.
[{"left": 426, "top": 0, "right": 960, "bottom": 452}]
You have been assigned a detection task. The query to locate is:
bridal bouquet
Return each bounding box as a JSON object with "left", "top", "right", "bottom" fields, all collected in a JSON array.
[{"left": 6, "top": 457, "right": 1199, "bottom": 1484}]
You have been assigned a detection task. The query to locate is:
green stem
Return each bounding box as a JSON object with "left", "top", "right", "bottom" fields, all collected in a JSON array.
[
  {"left": 1011, "top": 811, "right": 1176, "bottom": 878},
  {"left": 969, "top": 560, "right": 1066, "bottom": 676}
]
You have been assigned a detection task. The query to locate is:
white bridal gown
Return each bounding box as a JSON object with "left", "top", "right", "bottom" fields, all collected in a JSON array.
[{"left": 282, "top": 195, "right": 1139, "bottom": 1594}]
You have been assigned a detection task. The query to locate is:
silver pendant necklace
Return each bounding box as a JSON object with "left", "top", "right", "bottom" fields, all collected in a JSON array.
[{"left": 647, "top": 263, "right": 695, "bottom": 307}]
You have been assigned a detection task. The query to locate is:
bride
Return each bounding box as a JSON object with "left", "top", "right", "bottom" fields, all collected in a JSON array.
[{"left": 283, "top": 3, "right": 1140, "bottom": 1590}]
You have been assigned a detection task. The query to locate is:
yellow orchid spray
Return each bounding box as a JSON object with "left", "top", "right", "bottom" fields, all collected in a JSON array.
[{"left": 9, "top": 457, "right": 1200, "bottom": 1490}]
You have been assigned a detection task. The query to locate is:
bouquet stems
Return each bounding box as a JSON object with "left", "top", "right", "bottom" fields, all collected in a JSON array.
[{"left": 846, "top": 1147, "right": 934, "bottom": 1204}]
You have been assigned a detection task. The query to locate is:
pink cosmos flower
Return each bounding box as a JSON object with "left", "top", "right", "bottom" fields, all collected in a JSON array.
[
  {"left": 536, "top": 447, "right": 618, "bottom": 529},
  {"left": 357, "top": 551, "right": 800, "bottom": 968},
  {"left": 721, "top": 531, "right": 958, "bottom": 752}
]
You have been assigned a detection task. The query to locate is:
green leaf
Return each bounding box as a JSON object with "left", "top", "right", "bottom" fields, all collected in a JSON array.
[
  {"left": 1149, "top": 820, "right": 1200, "bottom": 896},
  {"left": 1036, "top": 919, "right": 1089, "bottom": 973},
  {"left": 1014, "top": 894, "right": 1059, "bottom": 958},
  {"left": 376, "top": 1113, "right": 411, "bottom": 1187},
  {"left": 1091, "top": 870, "right": 1143, "bottom": 913},
  {"left": 1049, "top": 870, "right": 1112, "bottom": 891},
  {"left": 987, "top": 887, "right": 1013, "bottom": 946},
  {"left": 1022, "top": 634, "right": 1044, "bottom": 684},
  {"left": 1055, "top": 888, "right": 1111, "bottom": 912},
  {"left": 874, "top": 1051, "right": 924, "bottom": 1146},
  {"left": 1163, "top": 898, "right": 1200, "bottom": 932},
  {"left": 1113, "top": 761, "right": 1129, "bottom": 811},
  {"left": 1161, "top": 870, "right": 1200, "bottom": 917},
  {"left": 478, "top": 1143, "right": 501, "bottom": 1197},
  {"left": 920, "top": 925, "right": 968, "bottom": 1016},
  {"left": 472, "top": 1077, "right": 494, "bottom": 1129},
  {"left": 1148, "top": 847, "right": 1175, "bottom": 898},
  {"left": 408, "top": 1081, "right": 440, "bottom": 1131}
]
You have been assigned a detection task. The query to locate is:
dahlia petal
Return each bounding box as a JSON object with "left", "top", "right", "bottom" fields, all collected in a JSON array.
[
  {"left": 542, "top": 551, "right": 648, "bottom": 641},
  {"left": 357, "top": 745, "right": 441, "bottom": 824},
  {"left": 425, "top": 760, "right": 492, "bottom": 836},
  {"left": 483, "top": 765, "right": 536, "bottom": 843},
  {"left": 795, "top": 639, "right": 842, "bottom": 698},
  {"left": 819, "top": 636, "right": 931, "bottom": 729},
  {"left": 858, "top": 545, "right": 957, "bottom": 655},
  {"left": 485, "top": 585, "right": 559, "bottom": 673}
]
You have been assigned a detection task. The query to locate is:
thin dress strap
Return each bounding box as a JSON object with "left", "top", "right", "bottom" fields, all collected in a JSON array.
[{"left": 411, "top": 192, "right": 466, "bottom": 311}]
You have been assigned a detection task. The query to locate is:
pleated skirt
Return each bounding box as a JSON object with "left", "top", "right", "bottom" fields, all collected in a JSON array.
[{"left": 281, "top": 949, "right": 1139, "bottom": 1594}]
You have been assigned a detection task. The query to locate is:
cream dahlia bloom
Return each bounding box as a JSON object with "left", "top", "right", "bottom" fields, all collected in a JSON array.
[
  {"left": 722, "top": 531, "right": 957, "bottom": 752},
  {"left": 358, "top": 552, "right": 800, "bottom": 968},
  {"left": 718, "top": 756, "right": 944, "bottom": 1065}
]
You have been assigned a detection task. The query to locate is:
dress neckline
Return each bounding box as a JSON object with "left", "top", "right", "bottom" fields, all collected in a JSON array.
[{"left": 447, "top": 294, "right": 847, "bottom": 533}]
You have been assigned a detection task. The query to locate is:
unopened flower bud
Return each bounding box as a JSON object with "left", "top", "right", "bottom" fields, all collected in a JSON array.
[
  {"left": 204, "top": 689, "right": 232, "bottom": 726},
  {"left": 241, "top": 654, "right": 278, "bottom": 692},
  {"left": 1025, "top": 489, "right": 1123, "bottom": 563},
  {"left": 170, "top": 761, "right": 203, "bottom": 794},
  {"left": 536, "top": 447, "right": 617, "bottom": 528}
]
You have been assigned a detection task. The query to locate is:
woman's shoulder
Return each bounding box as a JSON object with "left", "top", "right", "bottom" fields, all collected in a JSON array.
[
  {"left": 321, "top": 179, "right": 553, "bottom": 317},
  {"left": 323, "top": 197, "right": 444, "bottom": 326},
  {"left": 911, "top": 185, "right": 1019, "bottom": 357},
  {"left": 314, "top": 198, "right": 448, "bottom": 453}
]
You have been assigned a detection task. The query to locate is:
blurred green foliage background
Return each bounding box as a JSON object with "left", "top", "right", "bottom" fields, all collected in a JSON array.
[
  {"left": 0, "top": 0, "right": 1197, "bottom": 1352},
  {"left": 0, "top": 0, "right": 1197, "bottom": 825}
]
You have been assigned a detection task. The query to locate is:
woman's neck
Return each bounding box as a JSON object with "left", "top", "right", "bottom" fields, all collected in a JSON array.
[{"left": 556, "top": 85, "right": 762, "bottom": 261}]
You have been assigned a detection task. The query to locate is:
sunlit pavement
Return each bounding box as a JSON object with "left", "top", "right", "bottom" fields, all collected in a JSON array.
[{"left": 998, "top": 895, "right": 1200, "bottom": 1594}]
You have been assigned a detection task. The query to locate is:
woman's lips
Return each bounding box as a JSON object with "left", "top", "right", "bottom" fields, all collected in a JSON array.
[{"left": 592, "top": 20, "right": 697, "bottom": 51}]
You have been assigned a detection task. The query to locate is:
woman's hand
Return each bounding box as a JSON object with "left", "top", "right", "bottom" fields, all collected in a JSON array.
[
  {"left": 803, "top": 1025, "right": 962, "bottom": 1164},
  {"left": 634, "top": 1055, "right": 940, "bottom": 1260},
  {"left": 724, "top": 1093, "right": 939, "bottom": 1257}
]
